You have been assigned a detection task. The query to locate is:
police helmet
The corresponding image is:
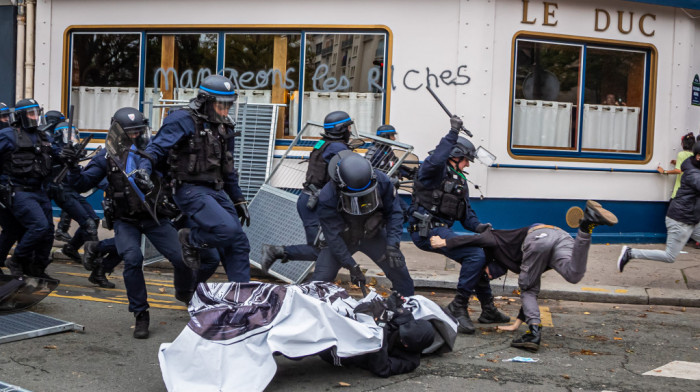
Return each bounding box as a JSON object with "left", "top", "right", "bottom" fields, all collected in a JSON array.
[
  {"left": 0, "top": 102, "right": 10, "bottom": 129},
  {"left": 376, "top": 124, "right": 397, "bottom": 138},
  {"left": 330, "top": 152, "right": 380, "bottom": 216},
  {"left": 53, "top": 122, "right": 80, "bottom": 146},
  {"left": 322, "top": 111, "right": 353, "bottom": 140},
  {"left": 191, "top": 74, "right": 237, "bottom": 125},
  {"left": 13, "top": 98, "right": 45, "bottom": 130},
  {"left": 111, "top": 107, "right": 151, "bottom": 149},
  {"left": 45, "top": 110, "right": 66, "bottom": 126},
  {"left": 449, "top": 136, "right": 476, "bottom": 162}
]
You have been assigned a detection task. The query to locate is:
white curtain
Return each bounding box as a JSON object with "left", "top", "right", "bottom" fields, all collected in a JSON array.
[
  {"left": 70, "top": 87, "right": 139, "bottom": 131},
  {"left": 582, "top": 104, "right": 639, "bottom": 151},
  {"left": 289, "top": 91, "right": 383, "bottom": 137},
  {"left": 511, "top": 99, "right": 572, "bottom": 148}
]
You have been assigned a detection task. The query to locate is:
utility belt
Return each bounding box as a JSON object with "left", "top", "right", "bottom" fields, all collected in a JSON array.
[
  {"left": 408, "top": 221, "right": 448, "bottom": 234},
  {"left": 175, "top": 178, "right": 224, "bottom": 191},
  {"left": 12, "top": 184, "right": 41, "bottom": 192},
  {"left": 527, "top": 224, "right": 559, "bottom": 234}
]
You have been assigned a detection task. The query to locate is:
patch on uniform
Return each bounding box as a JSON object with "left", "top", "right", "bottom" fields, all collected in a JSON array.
[
  {"left": 313, "top": 140, "right": 326, "bottom": 149},
  {"left": 565, "top": 206, "right": 583, "bottom": 228},
  {"left": 643, "top": 361, "right": 700, "bottom": 380}
]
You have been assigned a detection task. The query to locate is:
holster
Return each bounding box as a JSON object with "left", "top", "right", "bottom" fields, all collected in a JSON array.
[
  {"left": 102, "top": 198, "right": 114, "bottom": 230},
  {"left": 0, "top": 184, "right": 11, "bottom": 209}
]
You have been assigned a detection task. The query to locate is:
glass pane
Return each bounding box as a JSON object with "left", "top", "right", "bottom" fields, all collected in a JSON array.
[
  {"left": 70, "top": 33, "right": 141, "bottom": 130},
  {"left": 299, "top": 33, "right": 386, "bottom": 137},
  {"left": 512, "top": 40, "right": 581, "bottom": 149},
  {"left": 581, "top": 47, "right": 645, "bottom": 152},
  {"left": 144, "top": 33, "right": 218, "bottom": 128},
  {"left": 223, "top": 33, "right": 301, "bottom": 136}
]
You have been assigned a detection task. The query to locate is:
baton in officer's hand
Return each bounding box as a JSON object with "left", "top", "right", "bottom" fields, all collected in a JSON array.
[{"left": 426, "top": 84, "right": 473, "bottom": 137}]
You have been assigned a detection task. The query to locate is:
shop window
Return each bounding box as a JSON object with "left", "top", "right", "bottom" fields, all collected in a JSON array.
[
  {"left": 69, "top": 33, "right": 141, "bottom": 131},
  {"left": 510, "top": 35, "right": 654, "bottom": 161}
]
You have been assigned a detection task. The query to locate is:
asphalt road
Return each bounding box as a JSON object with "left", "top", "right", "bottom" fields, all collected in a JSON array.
[{"left": 1, "top": 261, "right": 699, "bottom": 392}]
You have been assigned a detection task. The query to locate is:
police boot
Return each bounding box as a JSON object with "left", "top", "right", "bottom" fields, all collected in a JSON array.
[
  {"left": 445, "top": 294, "right": 475, "bottom": 334},
  {"left": 178, "top": 229, "right": 200, "bottom": 270},
  {"left": 477, "top": 297, "right": 511, "bottom": 324},
  {"left": 175, "top": 290, "right": 194, "bottom": 305},
  {"left": 5, "top": 257, "right": 25, "bottom": 277},
  {"left": 82, "top": 241, "right": 100, "bottom": 271},
  {"left": 54, "top": 212, "right": 73, "bottom": 242},
  {"left": 133, "top": 310, "right": 150, "bottom": 339},
  {"left": 511, "top": 324, "right": 542, "bottom": 352},
  {"left": 88, "top": 264, "right": 115, "bottom": 289},
  {"left": 62, "top": 243, "right": 81, "bottom": 263},
  {"left": 578, "top": 200, "right": 618, "bottom": 234},
  {"left": 260, "top": 244, "right": 287, "bottom": 273}
]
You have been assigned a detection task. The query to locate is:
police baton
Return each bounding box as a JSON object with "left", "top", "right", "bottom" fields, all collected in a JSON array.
[{"left": 426, "top": 85, "right": 473, "bottom": 137}]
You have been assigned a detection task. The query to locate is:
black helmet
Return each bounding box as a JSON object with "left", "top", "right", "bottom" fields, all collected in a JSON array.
[
  {"left": 53, "top": 122, "right": 80, "bottom": 146},
  {"left": 376, "top": 124, "right": 397, "bottom": 138},
  {"left": 111, "top": 107, "right": 151, "bottom": 149},
  {"left": 191, "top": 74, "right": 237, "bottom": 125},
  {"left": 330, "top": 152, "right": 380, "bottom": 215},
  {"left": 13, "top": 98, "right": 45, "bottom": 130},
  {"left": 0, "top": 102, "right": 10, "bottom": 128},
  {"left": 323, "top": 111, "right": 353, "bottom": 140},
  {"left": 398, "top": 319, "right": 436, "bottom": 353},
  {"left": 44, "top": 110, "right": 66, "bottom": 126},
  {"left": 449, "top": 136, "right": 476, "bottom": 162}
]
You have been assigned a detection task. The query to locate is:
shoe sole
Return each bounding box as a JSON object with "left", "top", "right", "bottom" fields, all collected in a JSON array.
[
  {"left": 586, "top": 200, "right": 618, "bottom": 226},
  {"left": 511, "top": 342, "right": 540, "bottom": 352},
  {"left": 617, "top": 246, "right": 630, "bottom": 273}
]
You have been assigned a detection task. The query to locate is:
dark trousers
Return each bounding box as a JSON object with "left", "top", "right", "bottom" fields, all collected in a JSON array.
[
  {"left": 412, "top": 225, "right": 492, "bottom": 301},
  {"left": 284, "top": 192, "right": 320, "bottom": 261},
  {"left": 311, "top": 230, "right": 414, "bottom": 296},
  {"left": 113, "top": 218, "right": 193, "bottom": 313},
  {"left": 174, "top": 184, "right": 250, "bottom": 282},
  {"left": 11, "top": 191, "right": 54, "bottom": 270}
]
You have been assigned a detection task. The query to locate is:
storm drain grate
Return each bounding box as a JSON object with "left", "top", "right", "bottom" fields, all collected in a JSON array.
[
  {"left": 244, "top": 184, "right": 314, "bottom": 284},
  {"left": 0, "top": 311, "right": 83, "bottom": 345}
]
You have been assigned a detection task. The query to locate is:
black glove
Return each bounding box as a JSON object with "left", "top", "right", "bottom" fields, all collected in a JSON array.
[
  {"left": 348, "top": 264, "right": 366, "bottom": 288},
  {"left": 475, "top": 223, "right": 492, "bottom": 233},
  {"left": 59, "top": 144, "right": 81, "bottom": 167},
  {"left": 234, "top": 199, "right": 251, "bottom": 227},
  {"left": 450, "top": 115, "right": 463, "bottom": 133},
  {"left": 354, "top": 298, "right": 387, "bottom": 320},
  {"left": 385, "top": 291, "right": 405, "bottom": 312},
  {"left": 383, "top": 245, "right": 406, "bottom": 269},
  {"left": 131, "top": 169, "right": 154, "bottom": 193}
]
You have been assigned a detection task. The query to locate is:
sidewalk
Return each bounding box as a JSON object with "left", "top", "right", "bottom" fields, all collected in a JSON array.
[
  {"left": 51, "top": 222, "right": 700, "bottom": 307},
  {"left": 347, "top": 240, "right": 700, "bottom": 307}
]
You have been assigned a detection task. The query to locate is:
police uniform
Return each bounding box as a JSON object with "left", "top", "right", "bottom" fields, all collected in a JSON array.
[
  {"left": 142, "top": 108, "right": 250, "bottom": 282},
  {"left": 311, "top": 170, "right": 414, "bottom": 296}
]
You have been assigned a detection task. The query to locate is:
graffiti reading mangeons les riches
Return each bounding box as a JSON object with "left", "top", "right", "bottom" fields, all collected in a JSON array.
[{"left": 152, "top": 64, "right": 471, "bottom": 93}]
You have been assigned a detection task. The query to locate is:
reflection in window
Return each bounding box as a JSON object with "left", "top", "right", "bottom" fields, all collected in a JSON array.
[
  {"left": 70, "top": 33, "right": 140, "bottom": 130},
  {"left": 144, "top": 33, "right": 218, "bottom": 127},
  {"left": 511, "top": 38, "right": 649, "bottom": 157},
  {"left": 224, "top": 33, "right": 301, "bottom": 136},
  {"left": 299, "top": 33, "right": 386, "bottom": 137}
]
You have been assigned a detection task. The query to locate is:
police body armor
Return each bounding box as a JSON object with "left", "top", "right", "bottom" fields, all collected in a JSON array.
[
  {"left": 105, "top": 155, "right": 150, "bottom": 222},
  {"left": 303, "top": 139, "right": 334, "bottom": 191},
  {"left": 412, "top": 169, "right": 467, "bottom": 221},
  {"left": 341, "top": 202, "right": 384, "bottom": 245},
  {"left": 3, "top": 128, "right": 52, "bottom": 181},
  {"left": 167, "top": 109, "right": 234, "bottom": 189}
]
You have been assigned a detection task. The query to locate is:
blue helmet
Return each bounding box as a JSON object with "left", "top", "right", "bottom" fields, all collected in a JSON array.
[
  {"left": 191, "top": 74, "right": 237, "bottom": 125},
  {"left": 376, "top": 124, "right": 397, "bottom": 138},
  {"left": 13, "top": 98, "right": 45, "bottom": 130},
  {"left": 322, "top": 111, "right": 353, "bottom": 140}
]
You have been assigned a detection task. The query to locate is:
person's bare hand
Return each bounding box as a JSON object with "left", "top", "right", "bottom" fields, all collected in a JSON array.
[
  {"left": 430, "top": 236, "right": 446, "bottom": 248},
  {"left": 657, "top": 166, "right": 665, "bottom": 174},
  {"left": 496, "top": 318, "right": 523, "bottom": 331}
]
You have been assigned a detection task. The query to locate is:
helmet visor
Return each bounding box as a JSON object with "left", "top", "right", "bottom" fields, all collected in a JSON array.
[
  {"left": 19, "top": 106, "right": 45, "bottom": 129},
  {"left": 54, "top": 124, "right": 81, "bottom": 145},
  {"left": 123, "top": 124, "right": 151, "bottom": 149},
  {"left": 0, "top": 112, "right": 10, "bottom": 128},
  {"left": 339, "top": 185, "right": 380, "bottom": 215},
  {"left": 206, "top": 95, "right": 237, "bottom": 124}
]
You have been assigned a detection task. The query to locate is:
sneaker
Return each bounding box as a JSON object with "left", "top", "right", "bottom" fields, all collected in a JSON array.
[{"left": 617, "top": 246, "right": 632, "bottom": 273}]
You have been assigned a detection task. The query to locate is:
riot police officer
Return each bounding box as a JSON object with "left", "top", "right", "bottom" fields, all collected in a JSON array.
[
  {"left": 47, "top": 122, "right": 102, "bottom": 268},
  {"left": 66, "top": 107, "right": 196, "bottom": 339},
  {"left": 408, "top": 116, "right": 509, "bottom": 334},
  {"left": 260, "top": 110, "right": 353, "bottom": 272},
  {"left": 0, "top": 102, "right": 23, "bottom": 271},
  {"left": 43, "top": 110, "right": 73, "bottom": 243},
  {"left": 140, "top": 74, "right": 251, "bottom": 282},
  {"left": 0, "top": 99, "right": 59, "bottom": 279},
  {"left": 310, "top": 151, "right": 415, "bottom": 296}
]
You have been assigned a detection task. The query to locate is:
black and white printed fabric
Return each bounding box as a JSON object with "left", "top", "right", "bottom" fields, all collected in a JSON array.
[{"left": 158, "top": 281, "right": 457, "bottom": 392}]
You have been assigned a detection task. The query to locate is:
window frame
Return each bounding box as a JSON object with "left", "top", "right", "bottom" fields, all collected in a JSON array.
[
  {"left": 62, "top": 24, "right": 392, "bottom": 138},
  {"left": 507, "top": 31, "right": 657, "bottom": 164}
]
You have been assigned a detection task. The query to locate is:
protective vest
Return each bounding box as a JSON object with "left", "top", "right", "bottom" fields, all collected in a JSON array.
[
  {"left": 412, "top": 168, "right": 467, "bottom": 221},
  {"left": 341, "top": 199, "right": 384, "bottom": 245},
  {"left": 167, "top": 109, "right": 235, "bottom": 188},
  {"left": 105, "top": 154, "right": 149, "bottom": 221},
  {"left": 303, "top": 139, "right": 334, "bottom": 190},
  {"left": 4, "top": 128, "right": 52, "bottom": 179}
]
